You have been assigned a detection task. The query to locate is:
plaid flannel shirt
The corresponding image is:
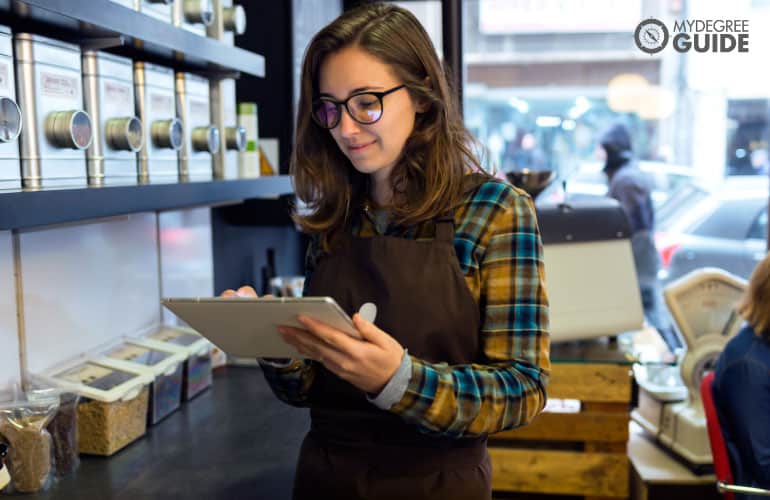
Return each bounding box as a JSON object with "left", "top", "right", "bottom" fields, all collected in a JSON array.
[{"left": 261, "top": 177, "right": 551, "bottom": 437}]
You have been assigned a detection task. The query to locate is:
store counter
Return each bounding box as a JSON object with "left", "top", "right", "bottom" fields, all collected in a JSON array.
[{"left": 23, "top": 367, "right": 309, "bottom": 500}]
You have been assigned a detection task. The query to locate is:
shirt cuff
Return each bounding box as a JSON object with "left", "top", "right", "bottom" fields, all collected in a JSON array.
[{"left": 367, "top": 349, "right": 411, "bottom": 410}]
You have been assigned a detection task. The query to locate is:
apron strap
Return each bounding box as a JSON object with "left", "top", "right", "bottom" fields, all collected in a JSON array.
[{"left": 434, "top": 212, "right": 455, "bottom": 243}]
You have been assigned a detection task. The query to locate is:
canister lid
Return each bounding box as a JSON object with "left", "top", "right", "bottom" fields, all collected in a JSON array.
[
  {"left": 147, "top": 327, "right": 210, "bottom": 357},
  {"left": 46, "top": 359, "right": 151, "bottom": 403},
  {"left": 102, "top": 340, "right": 185, "bottom": 377}
]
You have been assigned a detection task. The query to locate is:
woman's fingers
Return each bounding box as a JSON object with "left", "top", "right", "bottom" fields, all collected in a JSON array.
[
  {"left": 237, "top": 285, "right": 257, "bottom": 297},
  {"left": 297, "top": 315, "right": 359, "bottom": 350},
  {"left": 279, "top": 325, "right": 343, "bottom": 364}
]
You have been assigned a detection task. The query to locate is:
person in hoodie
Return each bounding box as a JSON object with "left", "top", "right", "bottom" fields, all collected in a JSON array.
[{"left": 598, "top": 122, "right": 676, "bottom": 347}]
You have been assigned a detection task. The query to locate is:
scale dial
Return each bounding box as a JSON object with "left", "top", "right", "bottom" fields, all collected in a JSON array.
[{"left": 664, "top": 268, "right": 747, "bottom": 348}]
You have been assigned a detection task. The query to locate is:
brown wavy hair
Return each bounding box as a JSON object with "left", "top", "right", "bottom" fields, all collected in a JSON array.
[
  {"left": 290, "top": 2, "right": 489, "bottom": 252},
  {"left": 738, "top": 251, "right": 770, "bottom": 339}
]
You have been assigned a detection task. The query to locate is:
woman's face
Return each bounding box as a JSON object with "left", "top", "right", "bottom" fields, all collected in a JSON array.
[{"left": 318, "top": 45, "right": 419, "bottom": 186}]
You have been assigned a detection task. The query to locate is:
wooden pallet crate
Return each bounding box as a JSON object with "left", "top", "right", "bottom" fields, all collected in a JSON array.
[{"left": 490, "top": 362, "right": 633, "bottom": 499}]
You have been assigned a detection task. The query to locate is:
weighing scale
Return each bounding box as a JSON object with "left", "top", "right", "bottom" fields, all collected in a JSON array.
[{"left": 631, "top": 267, "right": 746, "bottom": 472}]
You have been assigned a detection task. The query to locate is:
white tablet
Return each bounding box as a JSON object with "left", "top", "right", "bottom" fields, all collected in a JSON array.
[{"left": 161, "top": 296, "right": 359, "bottom": 358}]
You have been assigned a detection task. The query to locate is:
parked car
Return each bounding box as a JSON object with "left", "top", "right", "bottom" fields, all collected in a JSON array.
[
  {"left": 656, "top": 177, "right": 769, "bottom": 284},
  {"left": 536, "top": 160, "right": 697, "bottom": 209}
]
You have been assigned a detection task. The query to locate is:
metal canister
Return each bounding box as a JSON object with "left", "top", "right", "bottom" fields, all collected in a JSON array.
[
  {"left": 15, "top": 33, "right": 92, "bottom": 189},
  {"left": 141, "top": 0, "right": 174, "bottom": 23},
  {"left": 176, "top": 72, "right": 218, "bottom": 181},
  {"left": 210, "top": 77, "right": 245, "bottom": 179},
  {"left": 83, "top": 51, "right": 143, "bottom": 186},
  {"left": 0, "top": 25, "right": 22, "bottom": 190},
  {"left": 206, "top": 0, "right": 246, "bottom": 45},
  {"left": 173, "top": 0, "right": 214, "bottom": 36},
  {"left": 134, "top": 62, "right": 183, "bottom": 182},
  {"left": 108, "top": 0, "right": 174, "bottom": 23}
]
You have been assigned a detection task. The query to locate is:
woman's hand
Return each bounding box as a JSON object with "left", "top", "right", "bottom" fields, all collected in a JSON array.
[
  {"left": 220, "top": 285, "right": 261, "bottom": 298},
  {"left": 221, "top": 286, "right": 291, "bottom": 365},
  {"left": 278, "top": 314, "right": 405, "bottom": 395}
]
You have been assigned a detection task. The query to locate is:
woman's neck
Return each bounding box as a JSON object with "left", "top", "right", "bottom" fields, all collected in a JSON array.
[{"left": 369, "top": 174, "right": 393, "bottom": 208}]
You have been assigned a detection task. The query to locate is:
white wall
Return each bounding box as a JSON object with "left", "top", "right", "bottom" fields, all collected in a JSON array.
[
  {"left": 158, "top": 207, "right": 214, "bottom": 325},
  {"left": 18, "top": 213, "right": 161, "bottom": 374},
  {"left": 0, "top": 231, "right": 20, "bottom": 388}
]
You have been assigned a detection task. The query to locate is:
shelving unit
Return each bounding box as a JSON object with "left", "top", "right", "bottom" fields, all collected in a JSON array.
[
  {"left": 0, "top": 175, "right": 293, "bottom": 230},
  {"left": 0, "top": 0, "right": 264, "bottom": 77},
  {"left": 0, "top": 0, "right": 284, "bottom": 231}
]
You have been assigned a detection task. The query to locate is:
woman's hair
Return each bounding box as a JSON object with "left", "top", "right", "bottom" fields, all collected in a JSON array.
[
  {"left": 290, "top": 2, "right": 488, "bottom": 251},
  {"left": 738, "top": 251, "right": 770, "bottom": 339}
]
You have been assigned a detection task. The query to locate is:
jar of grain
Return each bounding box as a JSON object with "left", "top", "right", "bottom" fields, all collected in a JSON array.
[
  {"left": 40, "top": 360, "right": 152, "bottom": 456},
  {"left": 100, "top": 340, "right": 185, "bottom": 425},
  {"left": 146, "top": 326, "right": 213, "bottom": 401}
]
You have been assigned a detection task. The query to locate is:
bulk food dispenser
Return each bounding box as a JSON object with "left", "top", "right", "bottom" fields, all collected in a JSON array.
[
  {"left": 41, "top": 358, "right": 152, "bottom": 456},
  {"left": 83, "top": 51, "right": 143, "bottom": 185},
  {"left": 134, "top": 62, "right": 183, "bottom": 182},
  {"left": 15, "top": 34, "right": 93, "bottom": 188},
  {"left": 144, "top": 326, "right": 212, "bottom": 401},
  {"left": 176, "top": 72, "right": 219, "bottom": 181},
  {"left": 0, "top": 26, "right": 22, "bottom": 190},
  {"left": 173, "top": 0, "right": 215, "bottom": 36},
  {"left": 210, "top": 77, "right": 246, "bottom": 179},
  {"left": 99, "top": 340, "right": 186, "bottom": 425}
]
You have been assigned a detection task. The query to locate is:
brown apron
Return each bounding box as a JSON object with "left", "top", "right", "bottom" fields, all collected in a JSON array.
[{"left": 295, "top": 206, "right": 491, "bottom": 500}]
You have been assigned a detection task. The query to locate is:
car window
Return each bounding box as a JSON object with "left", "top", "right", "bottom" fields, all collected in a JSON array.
[
  {"left": 656, "top": 184, "right": 710, "bottom": 232},
  {"left": 690, "top": 199, "right": 765, "bottom": 240},
  {"left": 747, "top": 208, "right": 768, "bottom": 241}
]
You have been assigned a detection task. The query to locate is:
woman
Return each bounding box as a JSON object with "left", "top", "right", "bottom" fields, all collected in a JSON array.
[
  {"left": 224, "top": 4, "right": 550, "bottom": 499},
  {"left": 713, "top": 252, "right": 770, "bottom": 499}
]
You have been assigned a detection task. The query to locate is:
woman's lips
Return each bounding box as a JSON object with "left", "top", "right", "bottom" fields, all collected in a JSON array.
[{"left": 348, "top": 140, "right": 375, "bottom": 153}]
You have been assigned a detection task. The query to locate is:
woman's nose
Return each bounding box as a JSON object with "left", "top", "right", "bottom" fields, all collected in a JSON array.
[{"left": 338, "top": 108, "right": 361, "bottom": 137}]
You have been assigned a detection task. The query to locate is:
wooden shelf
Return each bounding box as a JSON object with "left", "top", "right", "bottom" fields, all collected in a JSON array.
[{"left": 0, "top": 175, "right": 293, "bottom": 230}]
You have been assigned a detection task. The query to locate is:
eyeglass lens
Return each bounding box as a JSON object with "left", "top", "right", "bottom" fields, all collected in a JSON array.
[{"left": 313, "top": 93, "right": 383, "bottom": 128}]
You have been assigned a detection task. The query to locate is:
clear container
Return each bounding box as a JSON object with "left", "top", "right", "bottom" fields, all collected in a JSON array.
[
  {"left": 41, "top": 359, "right": 151, "bottom": 456},
  {"left": 100, "top": 341, "right": 185, "bottom": 425},
  {"left": 0, "top": 387, "right": 58, "bottom": 493},
  {"left": 26, "top": 377, "right": 81, "bottom": 477},
  {"left": 145, "top": 326, "right": 213, "bottom": 401}
]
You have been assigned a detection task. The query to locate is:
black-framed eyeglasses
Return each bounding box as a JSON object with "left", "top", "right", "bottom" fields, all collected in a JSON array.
[{"left": 311, "top": 84, "right": 406, "bottom": 130}]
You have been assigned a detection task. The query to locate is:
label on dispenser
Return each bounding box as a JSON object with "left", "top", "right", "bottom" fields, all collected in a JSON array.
[
  {"left": 150, "top": 92, "right": 174, "bottom": 114},
  {"left": 57, "top": 362, "right": 136, "bottom": 391},
  {"left": 105, "top": 81, "right": 131, "bottom": 106},
  {"left": 41, "top": 72, "right": 77, "bottom": 98},
  {"left": 0, "top": 62, "right": 8, "bottom": 93}
]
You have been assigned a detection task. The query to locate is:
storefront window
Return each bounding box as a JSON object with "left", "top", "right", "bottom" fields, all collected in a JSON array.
[{"left": 462, "top": 0, "right": 769, "bottom": 287}]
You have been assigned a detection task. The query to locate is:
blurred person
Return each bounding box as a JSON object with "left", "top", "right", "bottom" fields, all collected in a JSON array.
[
  {"left": 713, "top": 251, "right": 770, "bottom": 499},
  {"left": 599, "top": 122, "right": 678, "bottom": 347}
]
